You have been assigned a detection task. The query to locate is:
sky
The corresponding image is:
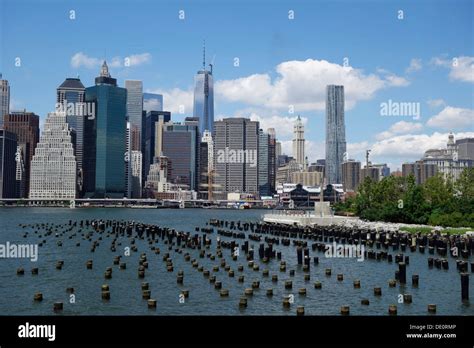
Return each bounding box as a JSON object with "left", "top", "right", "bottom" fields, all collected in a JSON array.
[{"left": 1, "top": 0, "right": 473, "bottom": 170}]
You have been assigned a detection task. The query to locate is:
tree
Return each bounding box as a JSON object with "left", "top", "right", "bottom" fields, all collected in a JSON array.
[{"left": 423, "top": 173, "right": 455, "bottom": 213}]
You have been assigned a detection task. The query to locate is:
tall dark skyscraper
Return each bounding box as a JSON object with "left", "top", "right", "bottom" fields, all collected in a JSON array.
[
  {"left": 162, "top": 123, "right": 199, "bottom": 191},
  {"left": 0, "top": 129, "right": 17, "bottom": 198},
  {"left": 56, "top": 77, "right": 85, "bottom": 192},
  {"left": 193, "top": 43, "right": 214, "bottom": 135},
  {"left": 214, "top": 118, "right": 259, "bottom": 198},
  {"left": 3, "top": 111, "right": 40, "bottom": 197},
  {"left": 84, "top": 61, "right": 127, "bottom": 198},
  {"left": 144, "top": 110, "right": 171, "bottom": 181},
  {"left": 325, "top": 85, "right": 346, "bottom": 184}
]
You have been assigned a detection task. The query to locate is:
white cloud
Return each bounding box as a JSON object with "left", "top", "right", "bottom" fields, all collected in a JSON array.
[
  {"left": 109, "top": 56, "right": 122, "bottom": 68},
  {"left": 216, "top": 74, "right": 273, "bottom": 106},
  {"left": 390, "top": 120, "right": 423, "bottom": 133},
  {"left": 375, "top": 120, "right": 423, "bottom": 140},
  {"left": 427, "top": 106, "right": 474, "bottom": 130},
  {"left": 128, "top": 53, "right": 152, "bottom": 66},
  {"left": 70, "top": 52, "right": 152, "bottom": 69},
  {"left": 71, "top": 52, "right": 101, "bottom": 69},
  {"left": 147, "top": 88, "right": 193, "bottom": 114},
  {"left": 431, "top": 56, "right": 474, "bottom": 83},
  {"left": 347, "top": 141, "right": 370, "bottom": 159},
  {"left": 216, "top": 59, "right": 409, "bottom": 112},
  {"left": 406, "top": 58, "right": 422, "bottom": 73},
  {"left": 426, "top": 98, "right": 445, "bottom": 108}
]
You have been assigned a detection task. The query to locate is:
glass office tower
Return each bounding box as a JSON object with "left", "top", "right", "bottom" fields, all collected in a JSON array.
[
  {"left": 84, "top": 61, "right": 127, "bottom": 198},
  {"left": 193, "top": 45, "right": 214, "bottom": 135},
  {"left": 325, "top": 85, "right": 346, "bottom": 185}
]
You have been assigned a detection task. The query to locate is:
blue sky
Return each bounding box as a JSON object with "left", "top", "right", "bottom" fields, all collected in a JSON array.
[{"left": 1, "top": 0, "right": 473, "bottom": 170}]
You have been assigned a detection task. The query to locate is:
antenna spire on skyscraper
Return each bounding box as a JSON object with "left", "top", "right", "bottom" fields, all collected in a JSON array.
[{"left": 203, "top": 40, "right": 206, "bottom": 69}]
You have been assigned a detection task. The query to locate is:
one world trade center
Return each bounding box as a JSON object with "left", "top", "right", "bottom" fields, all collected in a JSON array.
[{"left": 193, "top": 42, "right": 214, "bottom": 135}]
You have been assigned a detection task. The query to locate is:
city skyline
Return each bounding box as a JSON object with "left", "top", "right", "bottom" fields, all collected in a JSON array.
[
  {"left": 0, "top": 2, "right": 473, "bottom": 341},
  {"left": 1, "top": 0, "right": 473, "bottom": 172}
]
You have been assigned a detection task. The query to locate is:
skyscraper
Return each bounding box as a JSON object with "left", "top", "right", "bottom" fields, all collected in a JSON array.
[
  {"left": 125, "top": 121, "right": 143, "bottom": 198},
  {"left": 259, "top": 130, "right": 270, "bottom": 197},
  {"left": 125, "top": 81, "right": 143, "bottom": 198},
  {"left": 125, "top": 80, "right": 143, "bottom": 150},
  {"left": 199, "top": 129, "right": 214, "bottom": 199},
  {"left": 268, "top": 128, "right": 276, "bottom": 194},
  {"left": 125, "top": 121, "right": 131, "bottom": 198},
  {"left": 0, "top": 129, "right": 17, "bottom": 198},
  {"left": 56, "top": 77, "right": 85, "bottom": 193},
  {"left": 292, "top": 116, "right": 305, "bottom": 167},
  {"left": 83, "top": 61, "right": 127, "bottom": 198},
  {"left": 276, "top": 141, "right": 282, "bottom": 157},
  {"left": 162, "top": 123, "right": 199, "bottom": 191},
  {"left": 144, "top": 110, "right": 171, "bottom": 180},
  {"left": 193, "top": 44, "right": 214, "bottom": 135},
  {"left": 0, "top": 74, "right": 10, "bottom": 127},
  {"left": 3, "top": 111, "right": 40, "bottom": 197},
  {"left": 29, "top": 112, "right": 76, "bottom": 199},
  {"left": 325, "top": 85, "right": 346, "bottom": 184},
  {"left": 214, "top": 118, "right": 259, "bottom": 198}
]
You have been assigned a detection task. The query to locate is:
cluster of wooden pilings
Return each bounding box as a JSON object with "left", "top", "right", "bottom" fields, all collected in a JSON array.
[{"left": 14, "top": 218, "right": 473, "bottom": 315}]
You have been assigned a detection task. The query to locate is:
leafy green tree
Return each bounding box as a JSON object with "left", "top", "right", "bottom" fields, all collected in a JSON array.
[
  {"left": 344, "top": 168, "right": 473, "bottom": 227},
  {"left": 423, "top": 173, "right": 455, "bottom": 213}
]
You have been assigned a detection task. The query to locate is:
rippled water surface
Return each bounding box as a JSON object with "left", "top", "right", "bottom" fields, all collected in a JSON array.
[{"left": 0, "top": 207, "right": 472, "bottom": 316}]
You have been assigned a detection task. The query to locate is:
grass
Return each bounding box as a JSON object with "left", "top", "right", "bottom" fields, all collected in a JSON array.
[
  {"left": 443, "top": 227, "right": 473, "bottom": 235},
  {"left": 399, "top": 226, "right": 433, "bottom": 234},
  {"left": 399, "top": 226, "right": 473, "bottom": 235}
]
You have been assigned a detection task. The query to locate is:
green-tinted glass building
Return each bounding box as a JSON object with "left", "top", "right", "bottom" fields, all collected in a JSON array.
[{"left": 84, "top": 61, "right": 127, "bottom": 198}]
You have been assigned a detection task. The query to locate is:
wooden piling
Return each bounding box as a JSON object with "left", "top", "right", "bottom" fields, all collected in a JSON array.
[
  {"left": 398, "top": 262, "right": 406, "bottom": 284},
  {"left": 340, "top": 306, "right": 350, "bottom": 315},
  {"left": 388, "top": 304, "right": 397, "bottom": 315},
  {"left": 428, "top": 304, "right": 437, "bottom": 313},
  {"left": 461, "top": 273, "right": 469, "bottom": 301}
]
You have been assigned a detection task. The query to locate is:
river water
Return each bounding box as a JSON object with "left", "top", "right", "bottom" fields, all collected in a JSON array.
[{"left": 0, "top": 207, "right": 472, "bottom": 315}]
